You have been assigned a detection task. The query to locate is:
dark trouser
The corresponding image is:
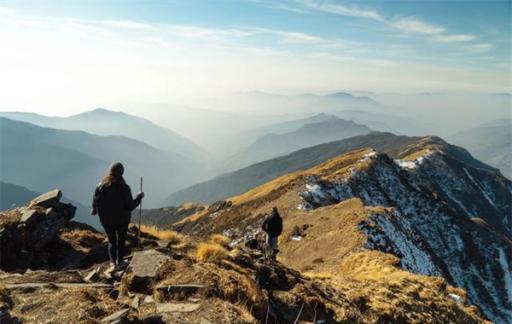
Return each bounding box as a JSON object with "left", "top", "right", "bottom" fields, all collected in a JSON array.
[{"left": 103, "top": 223, "right": 129, "bottom": 264}]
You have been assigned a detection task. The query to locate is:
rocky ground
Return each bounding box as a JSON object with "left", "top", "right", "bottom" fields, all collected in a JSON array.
[{"left": 0, "top": 189, "right": 492, "bottom": 323}]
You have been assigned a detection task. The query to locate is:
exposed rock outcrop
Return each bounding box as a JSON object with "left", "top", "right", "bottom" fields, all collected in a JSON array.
[{"left": 0, "top": 189, "right": 76, "bottom": 271}]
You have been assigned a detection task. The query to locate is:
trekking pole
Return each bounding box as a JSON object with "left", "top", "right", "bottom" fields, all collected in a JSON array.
[{"left": 137, "top": 176, "right": 143, "bottom": 248}]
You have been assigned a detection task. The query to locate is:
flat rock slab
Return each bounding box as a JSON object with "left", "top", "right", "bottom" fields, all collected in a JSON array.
[
  {"left": 130, "top": 249, "right": 171, "bottom": 278},
  {"left": 156, "top": 303, "right": 200, "bottom": 313},
  {"left": 29, "top": 189, "right": 62, "bottom": 208},
  {"left": 101, "top": 309, "right": 129, "bottom": 323},
  {"left": 6, "top": 282, "right": 112, "bottom": 290}
]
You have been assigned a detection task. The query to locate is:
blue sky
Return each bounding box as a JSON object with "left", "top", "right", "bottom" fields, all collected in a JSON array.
[{"left": 0, "top": 0, "right": 509, "bottom": 113}]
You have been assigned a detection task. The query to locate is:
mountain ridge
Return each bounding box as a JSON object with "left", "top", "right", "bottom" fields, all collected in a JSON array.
[
  {"left": 0, "top": 117, "right": 205, "bottom": 209},
  {"left": 173, "top": 139, "right": 511, "bottom": 322},
  {"left": 0, "top": 108, "right": 209, "bottom": 160},
  {"left": 0, "top": 181, "right": 98, "bottom": 228},
  {"left": 223, "top": 116, "right": 372, "bottom": 171},
  {"left": 166, "top": 132, "right": 490, "bottom": 206}
]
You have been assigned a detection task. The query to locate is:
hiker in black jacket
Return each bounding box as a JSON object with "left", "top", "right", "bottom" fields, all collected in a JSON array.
[
  {"left": 262, "top": 207, "right": 283, "bottom": 260},
  {"left": 92, "top": 162, "right": 144, "bottom": 268}
]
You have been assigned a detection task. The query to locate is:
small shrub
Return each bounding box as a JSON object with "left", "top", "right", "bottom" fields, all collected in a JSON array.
[
  {"left": 139, "top": 224, "right": 183, "bottom": 244},
  {"left": 196, "top": 242, "right": 228, "bottom": 262},
  {"left": 209, "top": 234, "right": 230, "bottom": 247}
]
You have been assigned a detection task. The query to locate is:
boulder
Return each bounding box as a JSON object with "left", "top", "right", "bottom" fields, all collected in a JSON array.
[
  {"left": 0, "top": 190, "right": 76, "bottom": 271},
  {"left": 130, "top": 249, "right": 171, "bottom": 278},
  {"left": 29, "top": 189, "right": 62, "bottom": 208},
  {"left": 127, "top": 249, "right": 172, "bottom": 293}
]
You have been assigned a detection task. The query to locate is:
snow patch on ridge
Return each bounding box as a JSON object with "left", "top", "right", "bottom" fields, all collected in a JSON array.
[
  {"left": 360, "top": 213, "right": 441, "bottom": 276},
  {"left": 394, "top": 150, "right": 432, "bottom": 170},
  {"left": 498, "top": 248, "right": 512, "bottom": 304},
  {"left": 463, "top": 168, "right": 498, "bottom": 209}
]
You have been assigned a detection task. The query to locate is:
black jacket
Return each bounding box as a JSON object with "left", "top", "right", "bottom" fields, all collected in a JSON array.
[
  {"left": 262, "top": 211, "right": 283, "bottom": 237},
  {"left": 92, "top": 178, "right": 141, "bottom": 228}
]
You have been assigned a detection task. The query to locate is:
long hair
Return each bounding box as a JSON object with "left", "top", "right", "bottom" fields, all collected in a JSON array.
[
  {"left": 102, "top": 173, "right": 123, "bottom": 187},
  {"left": 103, "top": 162, "right": 125, "bottom": 186}
]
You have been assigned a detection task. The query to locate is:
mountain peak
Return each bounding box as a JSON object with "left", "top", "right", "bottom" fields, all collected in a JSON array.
[{"left": 85, "top": 107, "right": 125, "bottom": 116}]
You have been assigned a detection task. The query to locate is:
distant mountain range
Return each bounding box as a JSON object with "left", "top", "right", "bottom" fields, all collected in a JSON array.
[
  {"left": 0, "top": 108, "right": 208, "bottom": 160},
  {"left": 333, "top": 109, "right": 431, "bottom": 135},
  {"left": 0, "top": 117, "right": 205, "bottom": 208},
  {"left": 0, "top": 181, "right": 98, "bottom": 228},
  {"left": 224, "top": 116, "right": 371, "bottom": 171},
  {"left": 0, "top": 181, "right": 40, "bottom": 210},
  {"left": 449, "top": 120, "right": 511, "bottom": 179},
  {"left": 220, "top": 91, "right": 380, "bottom": 115},
  {"left": 165, "top": 132, "right": 430, "bottom": 205},
  {"left": 119, "top": 103, "right": 307, "bottom": 156},
  {"left": 232, "top": 113, "right": 335, "bottom": 150}
]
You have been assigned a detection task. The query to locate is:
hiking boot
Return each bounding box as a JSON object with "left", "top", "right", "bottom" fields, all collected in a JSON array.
[{"left": 115, "top": 260, "right": 129, "bottom": 271}]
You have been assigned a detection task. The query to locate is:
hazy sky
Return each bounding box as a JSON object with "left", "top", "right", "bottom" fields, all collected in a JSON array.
[{"left": 0, "top": 0, "right": 510, "bottom": 115}]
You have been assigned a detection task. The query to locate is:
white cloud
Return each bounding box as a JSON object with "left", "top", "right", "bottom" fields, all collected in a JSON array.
[
  {"left": 296, "top": 2, "right": 484, "bottom": 50},
  {"left": 391, "top": 18, "right": 444, "bottom": 35},
  {"left": 0, "top": 3, "right": 505, "bottom": 113},
  {"left": 468, "top": 43, "right": 494, "bottom": 53},
  {"left": 435, "top": 34, "right": 476, "bottom": 43},
  {"left": 251, "top": 28, "right": 326, "bottom": 43},
  {"left": 102, "top": 20, "right": 154, "bottom": 30},
  {"left": 300, "top": 0, "right": 384, "bottom": 21},
  {"left": 164, "top": 25, "right": 256, "bottom": 41}
]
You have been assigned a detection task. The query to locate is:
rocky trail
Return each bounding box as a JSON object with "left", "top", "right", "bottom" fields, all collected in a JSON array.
[
  {"left": 0, "top": 190, "right": 363, "bottom": 323},
  {"left": 0, "top": 187, "right": 494, "bottom": 323}
]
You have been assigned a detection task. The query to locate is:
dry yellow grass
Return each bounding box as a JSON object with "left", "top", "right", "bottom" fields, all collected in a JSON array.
[
  {"left": 209, "top": 234, "right": 230, "bottom": 247},
  {"left": 139, "top": 224, "right": 183, "bottom": 244},
  {"left": 196, "top": 242, "right": 228, "bottom": 262},
  {"left": 235, "top": 301, "right": 258, "bottom": 323},
  {"left": 319, "top": 250, "right": 490, "bottom": 323},
  {"left": 232, "top": 172, "right": 302, "bottom": 205},
  {"left": 304, "top": 271, "right": 333, "bottom": 280}
]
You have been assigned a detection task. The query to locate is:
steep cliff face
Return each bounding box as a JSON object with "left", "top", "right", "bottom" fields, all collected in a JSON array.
[{"left": 298, "top": 139, "right": 512, "bottom": 322}]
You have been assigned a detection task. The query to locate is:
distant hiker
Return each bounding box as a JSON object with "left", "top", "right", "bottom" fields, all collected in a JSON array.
[
  {"left": 92, "top": 162, "right": 144, "bottom": 269},
  {"left": 261, "top": 207, "right": 283, "bottom": 260}
]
